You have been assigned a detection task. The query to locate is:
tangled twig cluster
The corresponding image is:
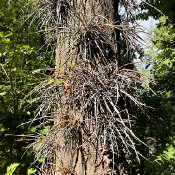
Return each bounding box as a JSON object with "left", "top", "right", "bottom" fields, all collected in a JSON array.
[
  {"left": 25, "top": 65, "right": 152, "bottom": 174},
  {"left": 28, "top": 0, "right": 147, "bottom": 63}
]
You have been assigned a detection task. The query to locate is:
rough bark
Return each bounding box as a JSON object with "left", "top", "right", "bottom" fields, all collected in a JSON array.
[{"left": 54, "top": 1, "right": 128, "bottom": 174}]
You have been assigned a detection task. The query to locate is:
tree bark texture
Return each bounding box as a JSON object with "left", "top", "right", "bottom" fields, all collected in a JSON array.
[{"left": 54, "top": 0, "right": 127, "bottom": 174}]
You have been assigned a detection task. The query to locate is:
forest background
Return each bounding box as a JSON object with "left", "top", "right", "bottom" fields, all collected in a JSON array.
[{"left": 0, "top": 0, "right": 175, "bottom": 174}]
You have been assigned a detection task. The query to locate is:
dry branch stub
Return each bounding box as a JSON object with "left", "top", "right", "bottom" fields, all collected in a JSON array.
[{"left": 27, "top": 0, "right": 152, "bottom": 174}]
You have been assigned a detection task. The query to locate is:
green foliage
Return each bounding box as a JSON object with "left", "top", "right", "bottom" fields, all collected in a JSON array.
[
  {"left": 148, "top": 17, "right": 175, "bottom": 174},
  {"left": 27, "top": 168, "right": 37, "bottom": 175},
  {"left": 0, "top": 0, "right": 52, "bottom": 174},
  {"left": 6, "top": 163, "right": 20, "bottom": 175},
  {"left": 38, "top": 126, "right": 50, "bottom": 135},
  {"left": 150, "top": 16, "right": 175, "bottom": 97},
  {"left": 128, "top": 16, "right": 175, "bottom": 174},
  {"left": 5, "top": 163, "right": 36, "bottom": 175},
  {"left": 140, "top": 0, "right": 175, "bottom": 23}
]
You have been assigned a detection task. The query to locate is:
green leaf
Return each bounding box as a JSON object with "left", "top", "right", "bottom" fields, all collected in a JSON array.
[
  {"left": 38, "top": 155, "right": 45, "bottom": 163},
  {"left": 6, "top": 163, "right": 20, "bottom": 175},
  {"left": 39, "top": 126, "right": 50, "bottom": 135},
  {"left": 3, "top": 85, "right": 11, "bottom": 90},
  {"left": 55, "top": 80, "right": 64, "bottom": 85},
  {"left": 0, "top": 92, "right": 6, "bottom": 96},
  {"left": 27, "top": 168, "right": 36, "bottom": 175},
  {"left": 27, "top": 97, "right": 39, "bottom": 103},
  {"left": 48, "top": 79, "right": 54, "bottom": 84},
  {"left": 27, "top": 111, "right": 31, "bottom": 115}
]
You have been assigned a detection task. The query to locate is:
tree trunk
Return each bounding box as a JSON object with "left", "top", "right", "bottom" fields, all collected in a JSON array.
[{"left": 54, "top": 0, "right": 127, "bottom": 174}]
